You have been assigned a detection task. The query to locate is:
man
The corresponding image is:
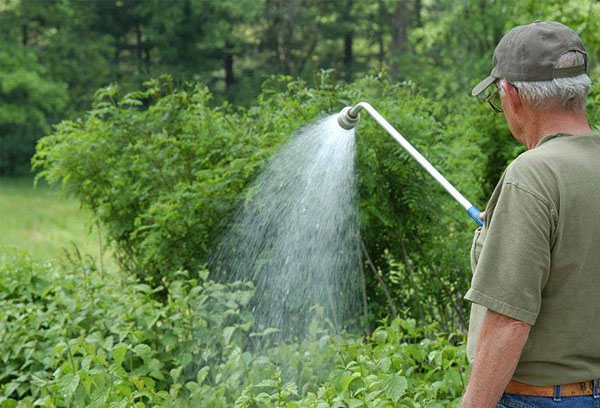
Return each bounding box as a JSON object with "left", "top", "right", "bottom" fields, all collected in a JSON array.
[{"left": 461, "top": 21, "right": 600, "bottom": 407}]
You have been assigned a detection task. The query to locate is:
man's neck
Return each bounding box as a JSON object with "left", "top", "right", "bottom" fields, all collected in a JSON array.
[{"left": 523, "top": 109, "right": 592, "bottom": 149}]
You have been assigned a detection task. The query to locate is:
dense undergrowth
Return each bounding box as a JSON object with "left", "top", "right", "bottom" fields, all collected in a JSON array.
[{"left": 0, "top": 251, "right": 467, "bottom": 407}]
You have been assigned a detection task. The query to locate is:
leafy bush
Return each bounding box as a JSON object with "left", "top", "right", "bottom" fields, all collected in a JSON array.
[
  {"left": 0, "top": 251, "right": 467, "bottom": 407},
  {"left": 33, "top": 72, "right": 508, "bottom": 330},
  {"left": 37, "top": 68, "right": 600, "bottom": 331},
  {"left": 0, "top": 249, "right": 256, "bottom": 406},
  {"left": 34, "top": 75, "right": 336, "bottom": 284},
  {"left": 236, "top": 318, "right": 468, "bottom": 408}
]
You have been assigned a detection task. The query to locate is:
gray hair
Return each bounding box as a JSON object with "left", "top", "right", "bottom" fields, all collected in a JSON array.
[{"left": 499, "top": 51, "right": 591, "bottom": 112}]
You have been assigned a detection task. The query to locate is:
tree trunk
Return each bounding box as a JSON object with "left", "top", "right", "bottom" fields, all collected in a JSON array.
[
  {"left": 343, "top": 0, "right": 353, "bottom": 82},
  {"left": 20, "top": 1, "right": 28, "bottom": 45},
  {"left": 361, "top": 240, "right": 398, "bottom": 318},
  {"left": 386, "top": 0, "right": 408, "bottom": 81},
  {"left": 278, "top": 0, "right": 296, "bottom": 75},
  {"left": 397, "top": 225, "right": 425, "bottom": 323},
  {"left": 414, "top": 0, "right": 422, "bottom": 27},
  {"left": 21, "top": 23, "right": 28, "bottom": 46},
  {"left": 358, "top": 240, "right": 371, "bottom": 336},
  {"left": 344, "top": 33, "right": 353, "bottom": 82},
  {"left": 113, "top": 39, "right": 121, "bottom": 81},
  {"left": 136, "top": 23, "right": 143, "bottom": 75},
  {"left": 298, "top": 27, "right": 319, "bottom": 76},
  {"left": 224, "top": 51, "right": 234, "bottom": 89},
  {"left": 144, "top": 45, "right": 151, "bottom": 74},
  {"left": 264, "top": 0, "right": 279, "bottom": 70},
  {"left": 377, "top": 30, "right": 385, "bottom": 71}
]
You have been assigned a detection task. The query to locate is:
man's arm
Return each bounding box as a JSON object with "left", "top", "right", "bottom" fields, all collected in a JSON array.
[{"left": 461, "top": 309, "right": 531, "bottom": 408}]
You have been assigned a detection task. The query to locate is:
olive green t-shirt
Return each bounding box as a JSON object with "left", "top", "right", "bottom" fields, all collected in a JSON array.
[{"left": 465, "top": 132, "right": 600, "bottom": 386}]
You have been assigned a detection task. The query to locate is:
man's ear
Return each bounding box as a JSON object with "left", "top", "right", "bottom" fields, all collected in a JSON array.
[{"left": 503, "top": 81, "right": 522, "bottom": 113}]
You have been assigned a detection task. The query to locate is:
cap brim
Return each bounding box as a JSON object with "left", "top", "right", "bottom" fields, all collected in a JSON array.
[{"left": 471, "top": 75, "right": 496, "bottom": 97}]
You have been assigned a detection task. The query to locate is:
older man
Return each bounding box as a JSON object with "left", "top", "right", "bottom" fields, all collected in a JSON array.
[{"left": 461, "top": 21, "right": 600, "bottom": 407}]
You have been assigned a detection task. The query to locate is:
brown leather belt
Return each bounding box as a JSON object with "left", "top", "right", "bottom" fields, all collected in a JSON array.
[{"left": 505, "top": 379, "right": 599, "bottom": 397}]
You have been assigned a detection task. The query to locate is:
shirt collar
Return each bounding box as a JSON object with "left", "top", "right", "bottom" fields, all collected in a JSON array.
[{"left": 535, "top": 131, "right": 599, "bottom": 148}]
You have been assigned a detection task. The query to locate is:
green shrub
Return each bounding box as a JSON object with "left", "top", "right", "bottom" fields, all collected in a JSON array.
[
  {"left": 33, "top": 72, "right": 516, "bottom": 329},
  {"left": 33, "top": 75, "right": 329, "bottom": 284},
  {"left": 236, "top": 319, "right": 468, "bottom": 408},
  {"left": 0, "top": 250, "right": 255, "bottom": 406}
]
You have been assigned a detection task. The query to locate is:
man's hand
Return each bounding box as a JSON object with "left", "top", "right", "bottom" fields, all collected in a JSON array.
[{"left": 461, "top": 309, "right": 531, "bottom": 408}]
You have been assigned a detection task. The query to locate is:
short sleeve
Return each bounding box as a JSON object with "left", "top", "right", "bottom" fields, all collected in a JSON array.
[{"left": 464, "top": 181, "right": 553, "bottom": 325}]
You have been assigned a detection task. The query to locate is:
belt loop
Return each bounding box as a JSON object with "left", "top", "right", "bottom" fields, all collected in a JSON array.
[
  {"left": 553, "top": 384, "right": 562, "bottom": 402},
  {"left": 593, "top": 378, "right": 599, "bottom": 399}
]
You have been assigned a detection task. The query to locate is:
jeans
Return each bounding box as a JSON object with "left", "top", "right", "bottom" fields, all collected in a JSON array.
[{"left": 497, "top": 379, "right": 600, "bottom": 407}]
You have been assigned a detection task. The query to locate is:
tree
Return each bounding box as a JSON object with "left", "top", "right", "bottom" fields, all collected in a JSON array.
[{"left": 0, "top": 44, "right": 68, "bottom": 175}]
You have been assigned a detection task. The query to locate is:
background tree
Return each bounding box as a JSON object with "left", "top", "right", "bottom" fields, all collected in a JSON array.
[
  {"left": 0, "top": 44, "right": 68, "bottom": 175},
  {"left": 2, "top": 0, "right": 598, "bottom": 175}
]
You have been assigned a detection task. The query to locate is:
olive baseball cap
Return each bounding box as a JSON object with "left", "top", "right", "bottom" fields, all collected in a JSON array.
[{"left": 471, "top": 20, "right": 588, "bottom": 96}]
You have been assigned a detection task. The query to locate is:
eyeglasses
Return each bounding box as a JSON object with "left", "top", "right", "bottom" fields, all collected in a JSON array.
[{"left": 486, "top": 83, "right": 503, "bottom": 113}]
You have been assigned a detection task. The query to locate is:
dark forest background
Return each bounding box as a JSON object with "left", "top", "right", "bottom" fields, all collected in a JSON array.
[{"left": 2, "top": 0, "right": 598, "bottom": 175}]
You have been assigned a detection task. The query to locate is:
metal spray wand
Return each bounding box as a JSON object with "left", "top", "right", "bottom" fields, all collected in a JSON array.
[{"left": 337, "top": 102, "right": 484, "bottom": 227}]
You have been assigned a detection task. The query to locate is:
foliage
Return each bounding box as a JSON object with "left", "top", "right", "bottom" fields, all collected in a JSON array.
[
  {"left": 4, "top": 1, "right": 599, "bottom": 404},
  {"left": 31, "top": 50, "right": 600, "bottom": 326},
  {"left": 0, "top": 250, "right": 253, "bottom": 407},
  {"left": 0, "top": 45, "right": 68, "bottom": 175},
  {"left": 2, "top": 0, "right": 597, "bottom": 174},
  {"left": 411, "top": 0, "right": 599, "bottom": 98},
  {"left": 33, "top": 75, "right": 320, "bottom": 283},
  {"left": 235, "top": 319, "right": 468, "bottom": 408},
  {"left": 0, "top": 251, "right": 467, "bottom": 407},
  {"left": 31, "top": 74, "right": 469, "bottom": 325}
]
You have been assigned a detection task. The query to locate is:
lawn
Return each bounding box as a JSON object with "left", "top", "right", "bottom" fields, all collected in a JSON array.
[{"left": 0, "top": 177, "right": 114, "bottom": 269}]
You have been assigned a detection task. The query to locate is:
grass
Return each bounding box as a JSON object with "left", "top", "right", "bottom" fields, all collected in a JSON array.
[{"left": 0, "top": 177, "right": 115, "bottom": 269}]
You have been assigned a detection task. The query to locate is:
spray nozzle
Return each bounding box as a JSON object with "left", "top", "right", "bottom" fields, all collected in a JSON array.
[{"left": 337, "top": 106, "right": 360, "bottom": 130}]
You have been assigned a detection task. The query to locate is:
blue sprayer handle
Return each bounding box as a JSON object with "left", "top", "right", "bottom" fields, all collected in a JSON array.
[{"left": 467, "top": 206, "right": 484, "bottom": 227}]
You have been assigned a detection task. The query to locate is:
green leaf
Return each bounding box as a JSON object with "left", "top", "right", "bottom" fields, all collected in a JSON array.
[
  {"left": 223, "top": 326, "right": 236, "bottom": 346},
  {"left": 0, "top": 398, "right": 18, "bottom": 408},
  {"left": 170, "top": 366, "right": 183, "bottom": 382},
  {"left": 378, "top": 357, "right": 392, "bottom": 373},
  {"left": 52, "top": 342, "right": 68, "bottom": 359},
  {"left": 185, "top": 381, "right": 200, "bottom": 393},
  {"left": 4, "top": 382, "right": 20, "bottom": 399},
  {"left": 57, "top": 373, "right": 80, "bottom": 402},
  {"left": 253, "top": 379, "right": 278, "bottom": 388},
  {"left": 196, "top": 366, "right": 210, "bottom": 385},
  {"left": 374, "top": 329, "right": 388, "bottom": 345},
  {"left": 342, "top": 372, "right": 361, "bottom": 391},
  {"left": 113, "top": 344, "right": 128, "bottom": 367},
  {"left": 198, "top": 269, "right": 209, "bottom": 281},
  {"left": 384, "top": 373, "right": 407, "bottom": 403},
  {"left": 133, "top": 344, "right": 153, "bottom": 361}
]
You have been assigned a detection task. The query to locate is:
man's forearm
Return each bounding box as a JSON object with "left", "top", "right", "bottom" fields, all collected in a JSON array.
[{"left": 461, "top": 309, "right": 531, "bottom": 408}]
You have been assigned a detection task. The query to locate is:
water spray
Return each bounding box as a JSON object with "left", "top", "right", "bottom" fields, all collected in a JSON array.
[{"left": 338, "top": 102, "right": 484, "bottom": 227}]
